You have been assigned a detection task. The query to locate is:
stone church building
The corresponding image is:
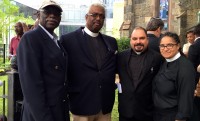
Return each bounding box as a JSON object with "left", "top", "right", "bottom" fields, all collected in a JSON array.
[{"left": 120, "top": 0, "right": 200, "bottom": 44}]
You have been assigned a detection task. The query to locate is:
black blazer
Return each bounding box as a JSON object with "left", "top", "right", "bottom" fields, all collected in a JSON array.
[
  {"left": 188, "top": 38, "right": 200, "bottom": 82},
  {"left": 17, "top": 26, "right": 69, "bottom": 121},
  {"left": 188, "top": 38, "right": 200, "bottom": 68},
  {"left": 60, "top": 27, "right": 118, "bottom": 115},
  {"left": 147, "top": 33, "right": 160, "bottom": 53},
  {"left": 188, "top": 38, "right": 200, "bottom": 121},
  {"left": 117, "top": 48, "right": 163, "bottom": 120}
]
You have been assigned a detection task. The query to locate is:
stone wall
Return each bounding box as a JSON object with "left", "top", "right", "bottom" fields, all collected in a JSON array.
[
  {"left": 179, "top": 0, "right": 200, "bottom": 44},
  {"left": 122, "top": 0, "right": 159, "bottom": 37},
  {"left": 122, "top": 0, "right": 200, "bottom": 45},
  {"left": 121, "top": 0, "right": 133, "bottom": 37},
  {"left": 134, "top": 0, "right": 152, "bottom": 27}
]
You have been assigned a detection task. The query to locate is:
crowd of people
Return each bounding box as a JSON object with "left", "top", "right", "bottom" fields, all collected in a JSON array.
[{"left": 7, "top": 0, "right": 200, "bottom": 121}]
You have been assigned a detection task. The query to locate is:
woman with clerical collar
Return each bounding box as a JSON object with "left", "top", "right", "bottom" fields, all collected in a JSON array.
[{"left": 153, "top": 32, "right": 196, "bottom": 121}]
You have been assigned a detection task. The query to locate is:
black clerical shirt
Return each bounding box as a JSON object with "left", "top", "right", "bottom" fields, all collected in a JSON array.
[
  {"left": 153, "top": 56, "right": 195, "bottom": 120},
  {"left": 129, "top": 50, "right": 147, "bottom": 88},
  {"left": 85, "top": 33, "right": 107, "bottom": 69}
]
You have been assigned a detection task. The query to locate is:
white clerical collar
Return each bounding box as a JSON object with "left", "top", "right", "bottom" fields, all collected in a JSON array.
[
  {"left": 84, "top": 27, "right": 99, "bottom": 37},
  {"left": 194, "top": 37, "right": 200, "bottom": 42},
  {"left": 147, "top": 31, "right": 155, "bottom": 35},
  {"left": 166, "top": 52, "right": 181, "bottom": 62},
  {"left": 135, "top": 52, "right": 142, "bottom": 55}
]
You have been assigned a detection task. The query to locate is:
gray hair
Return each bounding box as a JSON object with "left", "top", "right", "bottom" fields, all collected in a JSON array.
[{"left": 86, "top": 3, "right": 106, "bottom": 14}]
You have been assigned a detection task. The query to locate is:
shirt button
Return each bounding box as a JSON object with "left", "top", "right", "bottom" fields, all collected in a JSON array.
[{"left": 55, "top": 66, "right": 59, "bottom": 69}]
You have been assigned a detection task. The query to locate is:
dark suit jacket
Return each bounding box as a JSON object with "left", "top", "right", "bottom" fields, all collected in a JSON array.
[
  {"left": 117, "top": 48, "right": 163, "bottom": 120},
  {"left": 188, "top": 37, "right": 200, "bottom": 121},
  {"left": 188, "top": 38, "right": 200, "bottom": 82},
  {"left": 60, "top": 27, "right": 118, "bottom": 115},
  {"left": 147, "top": 33, "right": 160, "bottom": 53},
  {"left": 17, "top": 26, "right": 69, "bottom": 121}
]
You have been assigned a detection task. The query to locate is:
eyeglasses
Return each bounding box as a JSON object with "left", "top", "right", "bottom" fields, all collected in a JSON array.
[
  {"left": 40, "top": 9, "right": 61, "bottom": 16},
  {"left": 159, "top": 43, "right": 177, "bottom": 50},
  {"left": 87, "top": 13, "right": 105, "bottom": 19}
]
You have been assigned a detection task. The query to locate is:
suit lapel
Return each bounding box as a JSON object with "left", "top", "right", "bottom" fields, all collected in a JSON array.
[
  {"left": 77, "top": 28, "right": 97, "bottom": 65},
  {"left": 37, "top": 26, "right": 60, "bottom": 52},
  {"left": 99, "top": 34, "right": 117, "bottom": 69},
  {"left": 122, "top": 49, "right": 136, "bottom": 91},
  {"left": 122, "top": 49, "right": 136, "bottom": 90},
  {"left": 77, "top": 30, "right": 118, "bottom": 69},
  {"left": 57, "top": 40, "right": 68, "bottom": 69},
  {"left": 125, "top": 49, "right": 133, "bottom": 81},
  {"left": 78, "top": 31, "right": 116, "bottom": 69},
  {"left": 37, "top": 26, "right": 67, "bottom": 69}
]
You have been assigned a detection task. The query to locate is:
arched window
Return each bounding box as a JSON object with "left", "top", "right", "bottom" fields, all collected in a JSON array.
[{"left": 160, "top": 0, "right": 168, "bottom": 30}]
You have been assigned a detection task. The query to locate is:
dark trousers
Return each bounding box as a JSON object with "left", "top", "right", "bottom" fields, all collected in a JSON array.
[
  {"left": 119, "top": 114, "right": 153, "bottom": 121},
  {"left": 154, "top": 110, "right": 176, "bottom": 121},
  {"left": 188, "top": 97, "right": 200, "bottom": 121}
]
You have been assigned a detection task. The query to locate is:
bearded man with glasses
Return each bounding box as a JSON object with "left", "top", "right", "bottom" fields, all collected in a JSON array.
[{"left": 117, "top": 27, "right": 163, "bottom": 121}]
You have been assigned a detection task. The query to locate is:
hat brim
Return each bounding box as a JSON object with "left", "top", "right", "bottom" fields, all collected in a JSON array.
[{"left": 40, "top": 4, "right": 63, "bottom": 12}]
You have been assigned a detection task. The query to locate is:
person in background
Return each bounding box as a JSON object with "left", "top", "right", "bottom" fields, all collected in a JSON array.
[
  {"left": 188, "top": 23, "right": 200, "bottom": 121},
  {"left": 9, "top": 22, "right": 23, "bottom": 60},
  {"left": 188, "top": 23, "right": 200, "bottom": 71},
  {"left": 22, "top": 22, "right": 29, "bottom": 32},
  {"left": 32, "top": 18, "right": 40, "bottom": 30},
  {"left": 183, "top": 30, "right": 195, "bottom": 56},
  {"left": 195, "top": 65, "right": 200, "bottom": 97},
  {"left": 17, "top": 0, "right": 69, "bottom": 121},
  {"left": 146, "top": 17, "right": 164, "bottom": 52},
  {"left": 9, "top": 22, "right": 24, "bottom": 71},
  {"left": 28, "top": 24, "right": 34, "bottom": 30},
  {"left": 60, "top": 3, "right": 118, "bottom": 121},
  {"left": 117, "top": 26, "right": 163, "bottom": 121},
  {"left": 31, "top": 11, "right": 40, "bottom": 30},
  {"left": 153, "top": 32, "right": 195, "bottom": 121}
]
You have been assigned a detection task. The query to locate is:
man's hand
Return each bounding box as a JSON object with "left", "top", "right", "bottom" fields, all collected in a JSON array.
[
  {"left": 195, "top": 65, "right": 200, "bottom": 97},
  {"left": 194, "top": 80, "right": 200, "bottom": 97}
]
